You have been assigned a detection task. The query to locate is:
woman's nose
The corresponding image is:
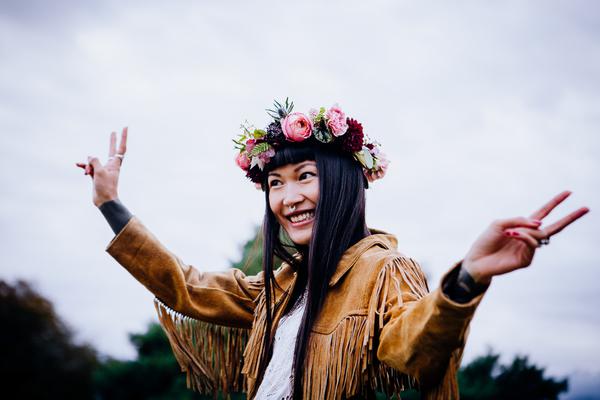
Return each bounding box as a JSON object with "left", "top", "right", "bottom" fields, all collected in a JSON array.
[{"left": 283, "top": 184, "right": 303, "bottom": 206}]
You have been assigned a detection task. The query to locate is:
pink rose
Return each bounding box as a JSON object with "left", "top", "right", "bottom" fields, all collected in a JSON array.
[
  {"left": 235, "top": 152, "right": 251, "bottom": 171},
  {"left": 325, "top": 106, "right": 348, "bottom": 137},
  {"left": 281, "top": 112, "right": 313, "bottom": 142}
]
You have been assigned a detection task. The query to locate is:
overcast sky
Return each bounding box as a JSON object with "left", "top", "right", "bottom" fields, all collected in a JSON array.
[{"left": 1, "top": 0, "right": 598, "bottom": 396}]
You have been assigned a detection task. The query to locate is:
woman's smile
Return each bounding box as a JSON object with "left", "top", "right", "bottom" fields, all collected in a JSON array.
[{"left": 287, "top": 209, "right": 315, "bottom": 225}]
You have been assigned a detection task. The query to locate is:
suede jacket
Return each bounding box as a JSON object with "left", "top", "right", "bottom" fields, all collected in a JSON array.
[{"left": 106, "top": 216, "right": 486, "bottom": 399}]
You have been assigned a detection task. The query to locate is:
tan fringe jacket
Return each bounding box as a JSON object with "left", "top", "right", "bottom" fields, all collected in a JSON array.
[{"left": 106, "top": 216, "right": 486, "bottom": 399}]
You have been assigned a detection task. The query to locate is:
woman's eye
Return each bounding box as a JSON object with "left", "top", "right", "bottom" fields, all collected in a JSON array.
[
  {"left": 269, "top": 179, "right": 281, "bottom": 187},
  {"left": 300, "top": 171, "right": 316, "bottom": 180}
]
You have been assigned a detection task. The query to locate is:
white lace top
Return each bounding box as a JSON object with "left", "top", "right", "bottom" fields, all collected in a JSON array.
[{"left": 253, "top": 289, "right": 308, "bottom": 400}]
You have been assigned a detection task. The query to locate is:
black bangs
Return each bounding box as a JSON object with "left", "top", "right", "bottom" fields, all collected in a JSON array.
[
  {"left": 261, "top": 144, "right": 316, "bottom": 188},
  {"left": 267, "top": 144, "right": 316, "bottom": 170}
]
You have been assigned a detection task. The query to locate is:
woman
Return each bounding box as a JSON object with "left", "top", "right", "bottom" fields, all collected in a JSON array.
[{"left": 77, "top": 100, "right": 588, "bottom": 399}]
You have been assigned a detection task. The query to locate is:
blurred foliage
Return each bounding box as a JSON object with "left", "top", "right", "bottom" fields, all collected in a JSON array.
[
  {"left": 230, "top": 225, "right": 289, "bottom": 277},
  {"left": 458, "top": 350, "right": 568, "bottom": 400},
  {"left": 0, "top": 279, "right": 98, "bottom": 399},
  {"left": 93, "top": 323, "right": 244, "bottom": 399},
  {"left": 230, "top": 225, "right": 263, "bottom": 276}
]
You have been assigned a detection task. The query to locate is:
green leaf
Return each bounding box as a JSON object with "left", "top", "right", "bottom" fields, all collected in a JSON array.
[
  {"left": 253, "top": 129, "right": 267, "bottom": 138},
  {"left": 354, "top": 151, "right": 366, "bottom": 168},
  {"left": 248, "top": 142, "right": 271, "bottom": 157},
  {"left": 362, "top": 148, "right": 374, "bottom": 169},
  {"left": 313, "top": 127, "right": 333, "bottom": 143},
  {"left": 313, "top": 107, "right": 327, "bottom": 124}
]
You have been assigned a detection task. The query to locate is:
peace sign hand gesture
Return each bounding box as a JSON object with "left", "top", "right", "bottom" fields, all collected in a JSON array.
[
  {"left": 462, "top": 191, "right": 589, "bottom": 284},
  {"left": 76, "top": 128, "right": 128, "bottom": 208}
]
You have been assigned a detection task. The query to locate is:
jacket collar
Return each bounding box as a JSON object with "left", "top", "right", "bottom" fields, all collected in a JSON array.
[
  {"left": 328, "top": 228, "right": 398, "bottom": 287},
  {"left": 281, "top": 229, "right": 398, "bottom": 288}
]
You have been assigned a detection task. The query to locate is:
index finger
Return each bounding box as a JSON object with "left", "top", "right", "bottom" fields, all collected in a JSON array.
[
  {"left": 529, "top": 190, "right": 571, "bottom": 220},
  {"left": 117, "top": 127, "right": 128, "bottom": 155},
  {"left": 108, "top": 131, "right": 116, "bottom": 157},
  {"left": 544, "top": 207, "right": 590, "bottom": 237}
]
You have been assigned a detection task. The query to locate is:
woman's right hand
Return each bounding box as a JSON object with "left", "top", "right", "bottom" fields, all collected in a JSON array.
[{"left": 76, "top": 127, "right": 128, "bottom": 208}]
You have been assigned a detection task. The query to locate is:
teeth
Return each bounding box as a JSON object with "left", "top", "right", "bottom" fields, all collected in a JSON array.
[{"left": 290, "top": 211, "right": 314, "bottom": 223}]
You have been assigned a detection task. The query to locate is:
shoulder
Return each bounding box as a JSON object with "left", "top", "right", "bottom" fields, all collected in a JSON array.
[
  {"left": 356, "top": 242, "right": 409, "bottom": 269},
  {"left": 355, "top": 245, "right": 427, "bottom": 287}
]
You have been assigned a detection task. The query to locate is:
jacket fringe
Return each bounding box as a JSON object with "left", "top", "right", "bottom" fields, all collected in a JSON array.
[
  {"left": 375, "top": 257, "right": 460, "bottom": 400},
  {"left": 421, "top": 351, "right": 460, "bottom": 400},
  {"left": 154, "top": 298, "right": 249, "bottom": 397},
  {"left": 241, "top": 292, "right": 269, "bottom": 398},
  {"left": 155, "top": 255, "right": 460, "bottom": 400}
]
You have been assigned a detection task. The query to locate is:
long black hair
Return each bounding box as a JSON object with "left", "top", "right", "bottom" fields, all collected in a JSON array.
[{"left": 259, "top": 143, "right": 370, "bottom": 398}]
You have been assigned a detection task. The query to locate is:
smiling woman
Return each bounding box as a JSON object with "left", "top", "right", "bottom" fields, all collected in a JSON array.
[{"left": 77, "top": 99, "right": 589, "bottom": 400}]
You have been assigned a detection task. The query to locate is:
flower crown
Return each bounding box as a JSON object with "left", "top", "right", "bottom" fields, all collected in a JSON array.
[{"left": 233, "top": 99, "right": 389, "bottom": 185}]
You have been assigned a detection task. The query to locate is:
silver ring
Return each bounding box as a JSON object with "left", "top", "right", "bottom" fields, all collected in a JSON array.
[
  {"left": 538, "top": 237, "right": 550, "bottom": 246},
  {"left": 109, "top": 154, "right": 124, "bottom": 163}
]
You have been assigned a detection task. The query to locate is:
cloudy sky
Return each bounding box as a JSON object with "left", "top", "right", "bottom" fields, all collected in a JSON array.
[{"left": 1, "top": 0, "right": 598, "bottom": 396}]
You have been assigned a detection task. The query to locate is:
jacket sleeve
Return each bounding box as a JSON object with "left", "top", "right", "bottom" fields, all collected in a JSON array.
[
  {"left": 105, "top": 215, "right": 264, "bottom": 329},
  {"left": 376, "top": 258, "right": 486, "bottom": 396}
]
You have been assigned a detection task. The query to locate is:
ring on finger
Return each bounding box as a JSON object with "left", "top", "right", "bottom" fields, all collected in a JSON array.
[
  {"left": 538, "top": 237, "right": 550, "bottom": 246},
  {"left": 109, "top": 154, "right": 124, "bottom": 163}
]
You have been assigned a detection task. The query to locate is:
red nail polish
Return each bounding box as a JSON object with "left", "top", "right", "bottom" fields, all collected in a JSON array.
[{"left": 512, "top": 231, "right": 521, "bottom": 236}]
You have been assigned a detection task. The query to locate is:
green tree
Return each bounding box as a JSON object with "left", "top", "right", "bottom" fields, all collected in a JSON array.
[
  {"left": 94, "top": 323, "right": 244, "bottom": 400},
  {"left": 230, "top": 225, "right": 263, "bottom": 276},
  {"left": 94, "top": 323, "right": 198, "bottom": 399},
  {"left": 0, "top": 279, "right": 98, "bottom": 399},
  {"left": 459, "top": 349, "right": 568, "bottom": 400},
  {"left": 230, "top": 225, "right": 289, "bottom": 276}
]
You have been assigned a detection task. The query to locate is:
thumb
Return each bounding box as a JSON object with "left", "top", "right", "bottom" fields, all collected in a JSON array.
[{"left": 87, "top": 156, "right": 102, "bottom": 170}]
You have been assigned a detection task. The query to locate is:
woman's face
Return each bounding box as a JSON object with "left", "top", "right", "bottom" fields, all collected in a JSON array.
[{"left": 268, "top": 160, "right": 319, "bottom": 246}]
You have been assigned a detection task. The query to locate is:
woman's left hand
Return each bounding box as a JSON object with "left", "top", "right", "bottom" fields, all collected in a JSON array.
[{"left": 462, "top": 191, "right": 589, "bottom": 284}]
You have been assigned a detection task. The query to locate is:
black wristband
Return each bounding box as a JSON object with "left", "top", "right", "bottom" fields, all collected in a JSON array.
[
  {"left": 443, "top": 264, "right": 490, "bottom": 304},
  {"left": 98, "top": 199, "right": 133, "bottom": 235}
]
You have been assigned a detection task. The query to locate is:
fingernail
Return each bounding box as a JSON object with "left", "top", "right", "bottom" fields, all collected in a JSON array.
[
  {"left": 511, "top": 231, "right": 520, "bottom": 236},
  {"left": 532, "top": 220, "right": 542, "bottom": 225}
]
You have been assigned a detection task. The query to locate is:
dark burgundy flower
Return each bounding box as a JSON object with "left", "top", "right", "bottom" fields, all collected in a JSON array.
[
  {"left": 266, "top": 121, "right": 285, "bottom": 146},
  {"left": 340, "top": 118, "right": 364, "bottom": 152},
  {"left": 246, "top": 166, "right": 264, "bottom": 183}
]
